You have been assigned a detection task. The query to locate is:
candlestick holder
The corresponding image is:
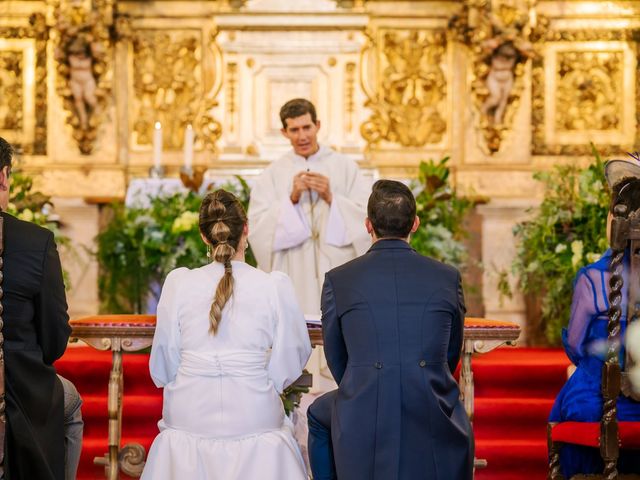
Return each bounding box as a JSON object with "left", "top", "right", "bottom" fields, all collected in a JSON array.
[
  {"left": 149, "top": 165, "right": 165, "bottom": 178},
  {"left": 179, "top": 165, "right": 205, "bottom": 193}
]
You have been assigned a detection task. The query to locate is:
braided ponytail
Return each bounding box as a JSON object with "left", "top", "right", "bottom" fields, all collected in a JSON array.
[{"left": 199, "top": 190, "right": 247, "bottom": 334}]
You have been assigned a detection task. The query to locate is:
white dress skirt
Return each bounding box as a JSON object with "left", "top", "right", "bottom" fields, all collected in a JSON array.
[{"left": 141, "top": 262, "right": 312, "bottom": 480}]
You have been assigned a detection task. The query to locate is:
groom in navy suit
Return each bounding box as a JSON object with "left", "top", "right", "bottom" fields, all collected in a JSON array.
[{"left": 307, "top": 179, "right": 474, "bottom": 480}]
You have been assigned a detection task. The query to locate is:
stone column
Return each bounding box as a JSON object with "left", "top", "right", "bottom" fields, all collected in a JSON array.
[
  {"left": 477, "top": 199, "right": 537, "bottom": 342},
  {"left": 53, "top": 198, "right": 100, "bottom": 318}
]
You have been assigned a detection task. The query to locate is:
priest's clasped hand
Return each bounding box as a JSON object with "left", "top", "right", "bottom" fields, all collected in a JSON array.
[{"left": 290, "top": 171, "right": 333, "bottom": 205}]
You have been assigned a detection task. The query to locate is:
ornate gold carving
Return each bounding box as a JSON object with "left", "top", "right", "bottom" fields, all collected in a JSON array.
[
  {"left": 226, "top": 62, "right": 238, "bottom": 135},
  {"left": 345, "top": 62, "right": 356, "bottom": 133},
  {"left": 196, "top": 31, "right": 223, "bottom": 153},
  {"left": 0, "top": 51, "right": 23, "bottom": 131},
  {"left": 531, "top": 19, "right": 640, "bottom": 155},
  {"left": 334, "top": 0, "right": 366, "bottom": 7},
  {"left": 449, "top": 0, "right": 534, "bottom": 154},
  {"left": 197, "top": 97, "right": 223, "bottom": 153},
  {"left": 51, "top": 0, "right": 114, "bottom": 155},
  {"left": 361, "top": 29, "right": 447, "bottom": 148},
  {"left": 222, "top": 0, "right": 248, "bottom": 9},
  {"left": 118, "top": 443, "right": 146, "bottom": 477},
  {"left": 131, "top": 30, "right": 202, "bottom": 151},
  {"left": 179, "top": 167, "right": 205, "bottom": 193},
  {"left": 555, "top": 51, "right": 623, "bottom": 132},
  {"left": 0, "top": 14, "right": 48, "bottom": 155}
]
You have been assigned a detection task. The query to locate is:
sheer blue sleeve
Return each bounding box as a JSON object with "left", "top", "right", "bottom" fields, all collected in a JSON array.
[{"left": 564, "top": 270, "right": 599, "bottom": 365}]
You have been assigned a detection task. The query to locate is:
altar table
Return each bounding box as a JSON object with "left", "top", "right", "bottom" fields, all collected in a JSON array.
[{"left": 70, "top": 314, "right": 520, "bottom": 479}]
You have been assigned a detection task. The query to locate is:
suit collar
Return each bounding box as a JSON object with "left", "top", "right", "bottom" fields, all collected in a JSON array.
[{"left": 368, "top": 238, "right": 414, "bottom": 252}]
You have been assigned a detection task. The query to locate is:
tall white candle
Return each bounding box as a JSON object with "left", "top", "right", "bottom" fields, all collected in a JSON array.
[
  {"left": 183, "top": 124, "right": 194, "bottom": 170},
  {"left": 153, "top": 121, "right": 162, "bottom": 169}
]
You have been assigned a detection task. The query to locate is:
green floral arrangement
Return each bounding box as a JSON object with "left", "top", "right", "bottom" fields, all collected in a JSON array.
[
  {"left": 8, "top": 171, "right": 70, "bottom": 251},
  {"left": 5, "top": 171, "right": 72, "bottom": 285},
  {"left": 410, "top": 157, "right": 477, "bottom": 270},
  {"left": 500, "top": 146, "right": 609, "bottom": 344},
  {"left": 96, "top": 177, "right": 255, "bottom": 314},
  {"left": 7, "top": 171, "right": 68, "bottom": 242}
]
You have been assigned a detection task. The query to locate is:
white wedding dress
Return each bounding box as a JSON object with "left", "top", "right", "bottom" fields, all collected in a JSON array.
[{"left": 141, "top": 261, "right": 312, "bottom": 480}]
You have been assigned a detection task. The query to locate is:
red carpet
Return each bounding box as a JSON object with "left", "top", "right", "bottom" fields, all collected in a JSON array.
[
  {"left": 472, "top": 347, "right": 570, "bottom": 480},
  {"left": 55, "top": 346, "right": 571, "bottom": 479}
]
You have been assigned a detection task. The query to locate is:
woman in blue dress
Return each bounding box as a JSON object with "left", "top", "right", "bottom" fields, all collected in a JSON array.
[{"left": 549, "top": 159, "right": 640, "bottom": 477}]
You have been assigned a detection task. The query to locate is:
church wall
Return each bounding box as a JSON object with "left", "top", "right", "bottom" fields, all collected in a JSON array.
[{"left": 1, "top": 0, "right": 639, "bottom": 339}]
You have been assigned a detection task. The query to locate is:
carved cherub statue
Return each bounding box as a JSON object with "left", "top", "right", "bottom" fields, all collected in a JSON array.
[
  {"left": 481, "top": 41, "right": 519, "bottom": 125},
  {"left": 66, "top": 35, "right": 98, "bottom": 131}
]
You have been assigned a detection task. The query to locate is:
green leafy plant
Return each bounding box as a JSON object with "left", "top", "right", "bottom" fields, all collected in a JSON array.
[
  {"left": 5, "top": 171, "right": 72, "bottom": 285},
  {"left": 7, "top": 171, "right": 68, "bottom": 243},
  {"left": 410, "top": 157, "right": 477, "bottom": 270},
  {"left": 501, "top": 146, "right": 609, "bottom": 344},
  {"left": 96, "top": 177, "right": 255, "bottom": 314}
]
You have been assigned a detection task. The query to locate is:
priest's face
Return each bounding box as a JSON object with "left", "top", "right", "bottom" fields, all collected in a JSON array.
[{"left": 281, "top": 113, "right": 321, "bottom": 158}]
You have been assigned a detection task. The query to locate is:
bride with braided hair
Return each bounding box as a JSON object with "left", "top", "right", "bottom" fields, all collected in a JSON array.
[{"left": 142, "top": 189, "right": 311, "bottom": 479}]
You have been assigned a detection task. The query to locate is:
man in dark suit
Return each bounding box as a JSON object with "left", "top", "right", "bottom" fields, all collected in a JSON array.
[
  {"left": 307, "top": 179, "right": 474, "bottom": 480},
  {"left": 0, "top": 137, "right": 82, "bottom": 479}
]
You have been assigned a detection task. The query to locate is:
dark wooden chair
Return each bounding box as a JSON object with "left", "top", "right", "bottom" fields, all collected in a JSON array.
[
  {"left": 0, "top": 213, "right": 5, "bottom": 477},
  {"left": 548, "top": 205, "right": 640, "bottom": 479}
]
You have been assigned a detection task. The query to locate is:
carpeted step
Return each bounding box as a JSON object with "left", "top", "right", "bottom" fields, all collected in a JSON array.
[
  {"left": 56, "top": 346, "right": 157, "bottom": 396},
  {"left": 474, "top": 438, "right": 548, "bottom": 478},
  {"left": 472, "top": 347, "right": 570, "bottom": 398},
  {"left": 472, "top": 397, "right": 555, "bottom": 439},
  {"left": 80, "top": 395, "right": 162, "bottom": 438}
]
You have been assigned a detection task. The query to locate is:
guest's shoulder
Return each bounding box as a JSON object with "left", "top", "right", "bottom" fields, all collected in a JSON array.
[
  {"left": 2, "top": 211, "right": 54, "bottom": 251},
  {"left": 573, "top": 250, "right": 609, "bottom": 285}
]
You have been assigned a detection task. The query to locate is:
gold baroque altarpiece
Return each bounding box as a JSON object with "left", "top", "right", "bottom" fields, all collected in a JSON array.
[
  {"left": 531, "top": 18, "right": 640, "bottom": 156},
  {"left": 360, "top": 28, "right": 448, "bottom": 149},
  {"left": 449, "top": 0, "right": 535, "bottom": 155},
  {"left": 50, "top": 0, "right": 114, "bottom": 155},
  {"left": 1, "top": 1, "right": 640, "bottom": 192},
  {"left": 128, "top": 27, "right": 222, "bottom": 155},
  {"left": 0, "top": 14, "right": 48, "bottom": 155}
]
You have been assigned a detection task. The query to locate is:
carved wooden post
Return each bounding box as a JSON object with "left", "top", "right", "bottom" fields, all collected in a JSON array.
[
  {"left": 603, "top": 203, "right": 627, "bottom": 479},
  {"left": 0, "top": 214, "right": 5, "bottom": 476},
  {"left": 622, "top": 211, "right": 640, "bottom": 401},
  {"left": 546, "top": 423, "right": 564, "bottom": 480}
]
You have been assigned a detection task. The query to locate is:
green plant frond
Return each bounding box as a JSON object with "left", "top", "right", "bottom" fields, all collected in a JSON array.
[
  {"left": 5, "top": 171, "right": 73, "bottom": 287},
  {"left": 411, "top": 157, "right": 475, "bottom": 272},
  {"left": 97, "top": 179, "right": 257, "bottom": 314},
  {"left": 510, "top": 148, "right": 609, "bottom": 344}
]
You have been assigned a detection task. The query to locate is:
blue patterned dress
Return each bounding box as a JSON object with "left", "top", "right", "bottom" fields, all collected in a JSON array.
[{"left": 549, "top": 249, "right": 640, "bottom": 477}]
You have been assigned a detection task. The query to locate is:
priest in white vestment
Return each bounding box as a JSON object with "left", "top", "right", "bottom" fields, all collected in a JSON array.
[{"left": 248, "top": 99, "right": 371, "bottom": 316}]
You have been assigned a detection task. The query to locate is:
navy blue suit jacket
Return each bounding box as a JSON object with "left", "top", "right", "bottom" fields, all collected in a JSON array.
[{"left": 320, "top": 239, "right": 474, "bottom": 480}]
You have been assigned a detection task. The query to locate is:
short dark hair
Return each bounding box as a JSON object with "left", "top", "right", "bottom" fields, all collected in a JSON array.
[
  {"left": 367, "top": 179, "right": 417, "bottom": 238},
  {"left": 0, "top": 136, "right": 13, "bottom": 173},
  {"left": 279, "top": 98, "right": 317, "bottom": 129}
]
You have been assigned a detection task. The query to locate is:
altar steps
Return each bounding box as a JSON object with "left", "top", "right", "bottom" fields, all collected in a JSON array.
[
  {"left": 55, "top": 346, "right": 571, "bottom": 480},
  {"left": 473, "top": 347, "right": 570, "bottom": 479}
]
